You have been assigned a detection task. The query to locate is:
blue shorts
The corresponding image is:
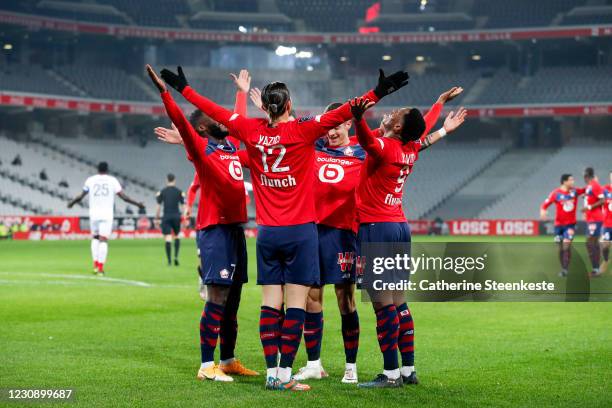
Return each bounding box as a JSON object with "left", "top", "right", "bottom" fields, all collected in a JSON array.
[
  {"left": 197, "top": 224, "right": 247, "bottom": 286},
  {"left": 586, "top": 221, "right": 603, "bottom": 238},
  {"left": 256, "top": 222, "right": 320, "bottom": 286},
  {"left": 318, "top": 224, "right": 357, "bottom": 285},
  {"left": 602, "top": 228, "right": 612, "bottom": 242},
  {"left": 356, "top": 222, "right": 412, "bottom": 288},
  {"left": 554, "top": 224, "right": 576, "bottom": 242}
]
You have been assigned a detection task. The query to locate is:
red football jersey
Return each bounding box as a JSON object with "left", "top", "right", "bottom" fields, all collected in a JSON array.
[
  {"left": 601, "top": 184, "right": 612, "bottom": 228},
  {"left": 182, "top": 86, "right": 379, "bottom": 226},
  {"left": 541, "top": 187, "right": 586, "bottom": 226},
  {"left": 314, "top": 138, "right": 366, "bottom": 231},
  {"left": 354, "top": 118, "right": 420, "bottom": 223},
  {"left": 161, "top": 91, "right": 246, "bottom": 230},
  {"left": 584, "top": 179, "right": 604, "bottom": 222}
]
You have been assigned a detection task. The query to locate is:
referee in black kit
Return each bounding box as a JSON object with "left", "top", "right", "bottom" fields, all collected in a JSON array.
[{"left": 155, "top": 173, "right": 184, "bottom": 266}]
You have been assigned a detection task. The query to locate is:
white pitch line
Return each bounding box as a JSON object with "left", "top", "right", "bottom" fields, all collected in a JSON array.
[{"left": 0, "top": 272, "right": 152, "bottom": 287}]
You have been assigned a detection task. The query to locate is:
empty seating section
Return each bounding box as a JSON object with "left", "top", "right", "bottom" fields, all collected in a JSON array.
[
  {"left": 277, "top": 0, "right": 373, "bottom": 32},
  {"left": 404, "top": 142, "right": 505, "bottom": 219},
  {"left": 476, "top": 66, "right": 612, "bottom": 105},
  {"left": 0, "top": 64, "right": 80, "bottom": 97},
  {"left": 1, "top": 0, "right": 604, "bottom": 31},
  {"left": 59, "top": 139, "right": 196, "bottom": 198},
  {"left": 473, "top": 0, "right": 580, "bottom": 28},
  {"left": 479, "top": 143, "right": 612, "bottom": 220},
  {"left": 33, "top": 7, "right": 127, "bottom": 24},
  {"left": 95, "top": 0, "right": 189, "bottom": 27},
  {"left": 211, "top": 0, "right": 259, "bottom": 13},
  {"left": 348, "top": 71, "right": 479, "bottom": 107},
  {"left": 562, "top": 13, "right": 612, "bottom": 25},
  {"left": 54, "top": 66, "right": 154, "bottom": 101},
  {"left": 0, "top": 136, "right": 155, "bottom": 215}
]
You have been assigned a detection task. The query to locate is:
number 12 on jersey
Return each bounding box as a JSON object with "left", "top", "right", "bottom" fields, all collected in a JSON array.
[{"left": 256, "top": 144, "right": 290, "bottom": 173}]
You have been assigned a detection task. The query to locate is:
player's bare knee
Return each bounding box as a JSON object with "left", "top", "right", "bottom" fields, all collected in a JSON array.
[
  {"left": 335, "top": 284, "right": 356, "bottom": 314},
  {"left": 306, "top": 288, "right": 323, "bottom": 313},
  {"left": 164, "top": 235, "right": 172, "bottom": 242},
  {"left": 206, "top": 285, "right": 231, "bottom": 306}
]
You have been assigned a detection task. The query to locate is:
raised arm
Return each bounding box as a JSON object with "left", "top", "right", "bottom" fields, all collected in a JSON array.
[
  {"left": 350, "top": 97, "right": 384, "bottom": 159},
  {"left": 146, "top": 65, "right": 208, "bottom": 163},
  {"left": 298, "top": 69, "right": 409, "bottom": 142},
  {"left": 229, "top": 69, "right": 250, "bottom": 147},
  {"left": 160, "top": 66, "right": 249, "bottom": 141},
  {"left": 419, "top": 107, "right": 467, "bottom": 152}
]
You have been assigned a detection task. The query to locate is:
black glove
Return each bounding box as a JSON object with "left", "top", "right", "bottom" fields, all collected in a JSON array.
[
  {"left": 160, "top": 66, "right": 188, "bottom": 93},
  {"left": 349, "top": 97, "right": 371, "bottom": 121},
  {"left": 374, "top": 69, "right": 410, "bottom": 98}
]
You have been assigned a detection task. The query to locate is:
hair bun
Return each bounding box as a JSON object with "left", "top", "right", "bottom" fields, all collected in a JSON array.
[{"left": 269, "top": 103, "right": 278, "bottom": 113}]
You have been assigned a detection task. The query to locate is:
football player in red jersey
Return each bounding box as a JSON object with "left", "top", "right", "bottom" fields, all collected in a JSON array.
[
  {"left": 146, "top": 66, "right": 259, "bottom": 382},
  {"left": 540, "top": 174, "right": 586, "bottom": 277},
  {"left": 349, "top": 97, "right": 467, "bottom": 388},
  {"left": 597, "top": 171, "right": 612, "bottom": 274},
  {"left": 294, "top": 87, "right": 462, "bottom": 384},
  {"left": 581, "top": 167, "right": 605, "bottom": 276},
  {"left": 159, "top": 65, "right": 409, "bottom": 391}
]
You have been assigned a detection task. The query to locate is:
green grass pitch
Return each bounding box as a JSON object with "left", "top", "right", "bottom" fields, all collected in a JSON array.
[{"left": 1, "top": 236, "right": 610, "bottom": 407}]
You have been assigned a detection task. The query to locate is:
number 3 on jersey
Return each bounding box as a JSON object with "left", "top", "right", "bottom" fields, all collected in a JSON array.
[
  {"left": 394, "top": 165, "right": 410, "bottom": 193},
  {"left": 256, "top": 144, "right": 290, "bottom": 173}
]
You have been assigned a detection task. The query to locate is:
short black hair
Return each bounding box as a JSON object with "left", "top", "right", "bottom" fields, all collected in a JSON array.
[
  {"left": 98, "top": 161, "right": 109, "bottom": 173},
  {"left": 189, "top": 109, "right": 205, "bottom": 130},
  {"left": 561, "top": 173, "right": 572, "bottom": 184},
  {"left": 261, "top": 82, "right": 290, "bottom": 120},
  {"left": 167, "top": 173, "right": 175, "bottom": 182},
  {"left": 324, "top": 102, "right": 343, "bottom": 113},
  {"left": 400, "top": 108, "right": 426, "bottom": 143},
  {"left": 584, "top": 167, "right": 595, "bottom": 179}
]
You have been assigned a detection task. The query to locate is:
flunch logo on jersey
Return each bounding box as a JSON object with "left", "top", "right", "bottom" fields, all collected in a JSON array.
[
  {"left": 402, "top": 152, "right": 416, "bottom": 165},
  {"left": 319, "top": 163, "right": 344, "bottom": 184},
  {"left": 228, "top": 160, "right": 243, "bottom": 181},
  {"left": 337, "top": 251, "right": 355, "bottom": 272}
]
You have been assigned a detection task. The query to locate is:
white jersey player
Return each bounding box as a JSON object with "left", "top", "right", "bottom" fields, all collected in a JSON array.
[{"left": 68, "top": 162, "right": 145, "bottom": 274}]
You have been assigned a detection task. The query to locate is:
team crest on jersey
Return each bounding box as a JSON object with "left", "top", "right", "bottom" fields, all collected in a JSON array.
[
  {"left": 337, "top": 252, "right": 355, "bottom": 272},
  {"left": 343, "top": 146, "right": 354, "bottom": 157},
  {"left": 219, "top": 269, "right": 230, "bottom": 279}
]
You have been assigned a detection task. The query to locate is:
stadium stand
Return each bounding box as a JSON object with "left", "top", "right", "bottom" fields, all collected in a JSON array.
[
  {"left": 429, "top": 150, "right": 557, "bottom": 219},
  {"left": 0, "top": 135, "right": 157, "bottom": 215},
  {"left": 97, "top": 0, "right": 190, "bottom": 27},
  {"left": 53, "top": 66, "right": 155, "bottom": 101},
  {"left": 348, "top": 71, "right": 480, "bottom": 107},
  {"left": 473, "top": 0, "right": 582, "bottom": 28},
  {"left": 479, "top": 142, "right": 612, "bottom": 219},
  {"left": 0, "top": 64, "right": 81, "bottom": 97},
  {"left": 474, "top": 66, "right": 612, "bottom": 105},
  {"left": 277, "top": 0, "right": 373, "bottom": 32},
  {"left": 403, "top": 141, "right": 507, "bottom": 219}
]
